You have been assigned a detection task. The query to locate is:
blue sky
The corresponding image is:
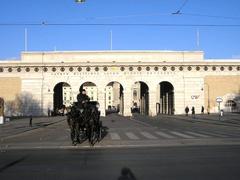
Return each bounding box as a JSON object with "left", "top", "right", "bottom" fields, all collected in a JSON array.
[{"left": 0, "top": 0, "right": 240, "bottom": 60}]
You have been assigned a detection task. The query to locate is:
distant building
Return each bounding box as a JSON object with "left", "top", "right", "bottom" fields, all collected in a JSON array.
[
  {"left": 83, "top": 82, "right": 98, "bottom": 101},
  {"left": 62, "top": 83, "right": 73, "bottom": 107},
  {"left": 0, "top": 50, "right": 240, "bottom": 116}
]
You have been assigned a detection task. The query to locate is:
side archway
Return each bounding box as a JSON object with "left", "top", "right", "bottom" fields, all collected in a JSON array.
[
  {"left": 158, "top": 81, "right": 174, "bottom": 114},
  {"left": 53, "top": 82, "right": 73, "bottom": 115}
]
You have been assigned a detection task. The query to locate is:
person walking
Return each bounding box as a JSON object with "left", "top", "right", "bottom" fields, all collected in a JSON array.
[
  {"left": 185, "top": 106, "right": 189, "bottom": 116},
  {"left": 48, "top": 108, "right": 51, "bottom": 117},
  {"left": 191, "top": 106, "right": 195, "bottom": 118},
  {"left": 29, "top": 115, "right": 32, "bottom": 127},
  {"left": 201, "top": 106, "right": 204, "bottom": 114}
]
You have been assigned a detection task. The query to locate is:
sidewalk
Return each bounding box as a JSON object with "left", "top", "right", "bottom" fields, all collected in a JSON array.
[
  {"left": 133, "top": 113, "right": 240, "bottom": 128},
  {"left": 172, "top": 113, "right": 240, "bottom": 127},
  {"left": 0, "top": 116, "right": 66, "bottom": 139}
]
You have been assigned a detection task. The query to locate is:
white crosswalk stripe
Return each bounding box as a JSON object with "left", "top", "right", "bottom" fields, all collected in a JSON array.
[
  {"left": 140, "top": 132, "right": 158, "bottom": 139},
  {"left": 125, "top": 132, "right": 140, "bottom": 140},
  {"left": 198, "top": 131, "right": 229, "bottom": 138},
  {"left": 170, "top": 131, "right": 195, "bottom": 138},
  {"left": 109, "top": 130, "right": 233, "bottom": 141},
  {"left": 184, "top": 131, "right": 212, "bottom": 138},
  {"left": 155, "top": 131, "right": 175, "bottom": 139},
  {"left": 109, "top": 132, "right": 121, "bottom": 140}
]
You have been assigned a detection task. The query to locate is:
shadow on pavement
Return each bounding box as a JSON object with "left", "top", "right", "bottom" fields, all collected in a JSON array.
[
  {"left": 0, "top": 155, "right": 28, "bottom": 173},
  {"left": 118, "top": 167, "right": 137, "bottom": 180}
]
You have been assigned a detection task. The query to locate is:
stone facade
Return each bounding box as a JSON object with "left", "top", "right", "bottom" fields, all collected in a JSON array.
[{"left": 0, "top": 50, "right": 240, "bottom": 117}]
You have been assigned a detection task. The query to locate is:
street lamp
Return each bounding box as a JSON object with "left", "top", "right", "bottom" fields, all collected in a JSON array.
[{"left": 202, "top": 83, "right": 210, "bottom": 114}]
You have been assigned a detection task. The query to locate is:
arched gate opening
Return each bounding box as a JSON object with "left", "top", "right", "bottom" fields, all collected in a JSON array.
[
  {"left": 80, "top": 82, "right": 98, "bottom": 101},
  {"left": 132, "top": 81, "right": 149, "bottom": 115},
  {"left": 158, "top": 81, "right": 174, "bottom": 115},
  {"left": 105, "top": 81, "right": 124, "bottom": 115},
  {"left": 53, "top": 82, "right": 73, "bottom": 115}
]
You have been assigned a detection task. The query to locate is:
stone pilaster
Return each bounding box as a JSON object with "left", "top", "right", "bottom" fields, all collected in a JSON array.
[
  {"left": 148, "top": 89, "right": 157, "bottom": 116},
  {"left": 123, "top": 89, "right": 132, "bottom": 116},
  {"left": 98, "top": 89, "right": 106, "bottom": 117}
]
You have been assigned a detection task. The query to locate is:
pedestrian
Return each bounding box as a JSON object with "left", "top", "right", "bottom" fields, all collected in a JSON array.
[
  {"left": 185, "top": 106, "right": 189, "bottom": 116},
  {"left": 48, "top": 108, "right": 51, "bottom": 117},
  {"left": 191, "top": 106, "right": 195, "bottom": 118},
  {"left": 29, "top": 115, "right": 32, "bottom": 127},
  {"left": 201, "top": 106, "right": 204, "bottom": 114},
  {"left": 220, "top": 109, "right": 224, "bottom": 116}
]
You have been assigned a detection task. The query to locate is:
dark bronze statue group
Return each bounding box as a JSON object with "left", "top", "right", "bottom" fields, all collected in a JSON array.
[{"left": 66, "top": 89, "right": 103, "bottom": 146}]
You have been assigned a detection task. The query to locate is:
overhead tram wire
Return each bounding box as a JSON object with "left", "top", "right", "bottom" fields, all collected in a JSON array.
[
  {"left": 177, "top": 12, "right": 240, "bottom": 20},
  {"left": 172, "top": 0, "right": 189, "bottom": 14},
  {"left": 171, "top": 0, "right": 240, "bottom": 21},
  {"left": 0, "top": 23, "right": 240, "bottom": 27}
]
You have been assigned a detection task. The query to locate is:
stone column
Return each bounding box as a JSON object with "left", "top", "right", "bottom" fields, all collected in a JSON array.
[
  {"left": 119, "top": 95, "right": 124, "bottom": 115},
  {"left": 160, "top": 97, "right": 163, "bottom": 113},
  {"left": 123, "top": 89, "right": 132, "bottom": 116},
  {"left": 98, "top": 89, "right": 106, "bottom": 117},
  {"left": 148, "top": 89, "right": 157, "bottom": 116},
  {"left": 166, "top": 93, "right": 169, "bottom": 114},
  {"left": 163, "top": 95, "right": 166, "bottom": 114}
]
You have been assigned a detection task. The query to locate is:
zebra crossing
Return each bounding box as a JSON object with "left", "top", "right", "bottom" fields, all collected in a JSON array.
[{"left": 108, "top": 130, "right": 240, "bottom": 141}]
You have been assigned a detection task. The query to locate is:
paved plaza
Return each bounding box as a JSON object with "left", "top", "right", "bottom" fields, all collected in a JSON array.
[
  {"left": 1, "top": 113, "right": 240, "bottom": 180},
  {"left": 1, "top": 113, "right": 240, "bottom": 149}
]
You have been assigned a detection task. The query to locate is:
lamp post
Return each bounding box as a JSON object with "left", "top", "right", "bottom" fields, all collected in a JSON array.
[
  {"left": 202, "top": 83, "right": 210, "bottom": 114},
  {"left": 206, "top": 83, "right": 210, "bottom": 114},
  {"left": 41, "top": 52, "right": 44, "bottom": 115}
]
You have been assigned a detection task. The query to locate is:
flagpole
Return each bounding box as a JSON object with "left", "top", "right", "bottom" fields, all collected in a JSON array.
[
  {"left": 196, "top": 28, "right": 200, "bottom": 49},
  {"left": 110, "top": 30, "right": 113, "bottom": 50},
  {"left": 25, "top": 28, "right": 28, "bottom": 51}
]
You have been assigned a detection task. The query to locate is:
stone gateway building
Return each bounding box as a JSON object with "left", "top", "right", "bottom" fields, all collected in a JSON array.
[{"left": 0, "top": 50, "right": 240, "bottom": 117}]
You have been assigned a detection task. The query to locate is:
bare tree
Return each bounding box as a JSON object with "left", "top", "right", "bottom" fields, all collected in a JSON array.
[{"left": 5, "top": 92, "right": 41, "bottom": 117}]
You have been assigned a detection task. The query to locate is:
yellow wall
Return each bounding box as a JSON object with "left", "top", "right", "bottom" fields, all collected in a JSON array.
[
  {"left": 0, "top": 77, "right": 21, "bottom": 101},
  {"left": 204, "top": 76, "right": 240, "bottom": 111}
]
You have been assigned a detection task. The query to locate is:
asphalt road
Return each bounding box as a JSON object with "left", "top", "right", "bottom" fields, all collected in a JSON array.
[
  {"left": 0, "top": 145, "right": 240, "bottom": 180},
  {"left": 1, "top": 113, "right": 240, "bottom": 149}
]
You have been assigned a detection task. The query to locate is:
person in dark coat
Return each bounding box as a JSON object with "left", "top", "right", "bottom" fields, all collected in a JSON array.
[
  {"left": 191, "top": 106, "right": 195, "bottom": 118},
  {"left": 29, "top": 115, "right": 32, "bottom": 127},
  {"left": 77, "top": 89, "right": 90, "bottom": 109},
  {"left": 201, "top": 106, "right": 204, "bottom": 114},
  {"left": 185, "top": 106, "right": 189, "bottom": 116}
]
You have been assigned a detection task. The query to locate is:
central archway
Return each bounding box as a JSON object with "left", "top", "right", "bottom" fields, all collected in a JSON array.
[
  {"left": 132, "top": 81, "right": 149, "bottom": 115},
  {"left": 105, "top": 81, "right": 124, "bottom": 115},
  {"left": 80, "top": 82, "right": 98, "bottom": 101}
]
